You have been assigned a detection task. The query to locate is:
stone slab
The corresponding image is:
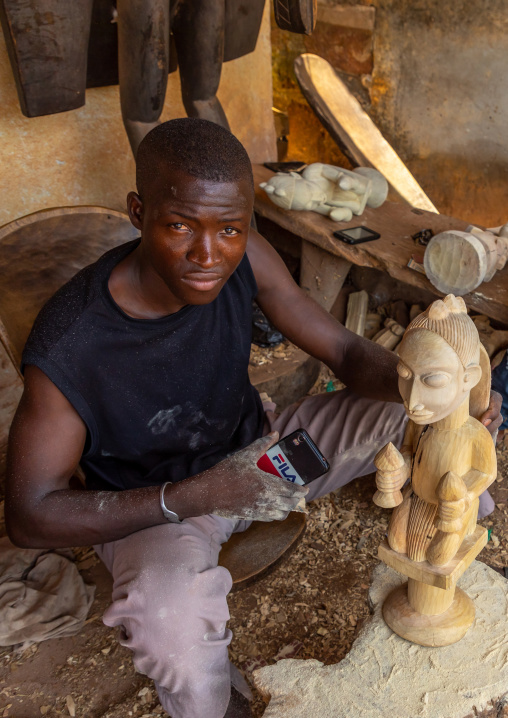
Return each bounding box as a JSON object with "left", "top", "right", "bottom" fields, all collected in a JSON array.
[{"left": 253, "top": 561, "right": 508, "bottom": 718}]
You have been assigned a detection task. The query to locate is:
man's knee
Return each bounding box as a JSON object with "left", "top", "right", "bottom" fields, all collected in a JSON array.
[{"left": 106, "top": 562, "right": 233, "bottom": 688}]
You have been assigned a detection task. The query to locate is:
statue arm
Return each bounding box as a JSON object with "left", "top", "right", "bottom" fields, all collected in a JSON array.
[
  {"left": 324, "top": 197, "right": 362, "bottom": 212},
  {"left": 462, "top": 468, "right": 495, "bottom": 501},
  {"left": 319, "top": 164, "right": 343, "bottom": 182},
  {"left": 399, "top": 420, "right": 414, "bottom": 471},
  {"left": 434, "top": 432, "right": 496, "bottom": 529},
  {"left": 464, "top": 429, "right": 497, "bottom": 500}
]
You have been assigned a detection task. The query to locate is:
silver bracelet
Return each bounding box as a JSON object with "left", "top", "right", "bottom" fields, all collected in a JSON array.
[{"left": 160, "top": 481, "right": 182, "bottom": 523}]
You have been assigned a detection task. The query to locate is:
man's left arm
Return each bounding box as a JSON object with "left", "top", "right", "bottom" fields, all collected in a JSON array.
[
  {"left": 247, "top": 230, "right": 400, "bottom": 403},
  {"left": 247, "top": 230, "right": 503, "bottom": 432}
]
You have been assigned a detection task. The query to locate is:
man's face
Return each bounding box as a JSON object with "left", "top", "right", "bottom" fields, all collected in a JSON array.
[
  {"left": 397, "top": 329, "right": 471, "bottom": 424},
  {"left": 128, "top": 167, "right": 253, "bottom": 313}
]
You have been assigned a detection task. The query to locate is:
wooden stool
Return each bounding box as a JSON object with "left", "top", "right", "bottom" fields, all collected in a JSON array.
[
  {"left": 219, "top": 512, "right": 307, "bottom": 591},
  {"left": 0, "top": 206, "right": 139, "bottom": 368}
]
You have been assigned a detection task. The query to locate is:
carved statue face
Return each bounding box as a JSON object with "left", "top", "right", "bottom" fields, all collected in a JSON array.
[{"left": 397, "top": 329, "right": 480, "bottom": 424}]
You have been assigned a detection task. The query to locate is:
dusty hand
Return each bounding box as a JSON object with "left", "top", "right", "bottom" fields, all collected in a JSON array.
[
  {"left": 195, "top": 432, "right": 309, "bottom": 522},
  {"left": 480, "top": 390, "right": 503, "bottom": 435}
]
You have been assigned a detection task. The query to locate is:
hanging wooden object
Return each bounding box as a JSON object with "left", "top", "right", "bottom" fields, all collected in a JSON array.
[
  {"left": 0, "top": 0, "right": 265, "bottom": 118},
  {"left": 0, "top": 0, "right": 94, "bottom": 116},
  {"left": 273, "top": 0, "right": 317, "bottom": 35}
]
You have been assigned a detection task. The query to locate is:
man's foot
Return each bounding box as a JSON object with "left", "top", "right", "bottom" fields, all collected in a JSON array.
[{"left": 224, "top": 686, "right": 252, "bottom": 717}]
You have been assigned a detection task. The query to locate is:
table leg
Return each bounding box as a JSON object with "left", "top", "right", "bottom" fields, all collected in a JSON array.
[{"left": 300, "top": 241, "right": 352, "bottom": 311}]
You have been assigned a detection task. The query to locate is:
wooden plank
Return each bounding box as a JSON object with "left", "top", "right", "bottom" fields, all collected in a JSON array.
[
  {"left": 377, "top": 526, "right": 488, "bottom": 591},
  {"left": 254, "top": 164, "right": 508, "bottom": 325},
  {"left": 345, "top": 290, "right": 368, "bottom": 336},
  {"left": 294, "top": 53, "right": 438, "bottom": 213},
  {"left": 300, "top": 242, "right": 352, "bottom": 310}
]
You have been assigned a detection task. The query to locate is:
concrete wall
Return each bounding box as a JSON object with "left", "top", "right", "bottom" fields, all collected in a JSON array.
[
  {"left": 0, "top": 3, "right": 276, "bottom": 227},
  {"left": 370, "top": 0, "right": 508, "bottom": 226},
  {"left": 272, "top": 0, "right": 508, "bottom": 227}
]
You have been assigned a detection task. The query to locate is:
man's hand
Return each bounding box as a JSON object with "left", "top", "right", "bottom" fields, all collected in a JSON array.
[
  {"left": 480, "top": 390, "right": 503, "bottom": 435},
  {"left": 168, "top": 432, "right": 309, "bottom": 522}
]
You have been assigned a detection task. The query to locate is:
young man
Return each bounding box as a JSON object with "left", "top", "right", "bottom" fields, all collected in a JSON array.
[{"left": 6, "top": 119, "right": 501, "bottom": 718}]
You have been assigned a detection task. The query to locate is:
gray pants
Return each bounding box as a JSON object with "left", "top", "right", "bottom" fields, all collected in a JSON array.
[{"left": 95, "top": 390, "right": 407, "bottom": 717}]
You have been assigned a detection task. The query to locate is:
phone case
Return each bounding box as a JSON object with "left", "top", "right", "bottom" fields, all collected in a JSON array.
[{"left": 257, "top": 429, "right": 329, "bottom": 485}]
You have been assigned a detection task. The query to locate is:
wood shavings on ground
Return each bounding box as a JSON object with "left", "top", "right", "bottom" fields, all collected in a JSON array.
[
  {"left": 307, "top": 363, "right": 346, "bottom": 395},
  {"left": 249, "top": 340, "right": 297, "bottom": 367},
  {"left": 0, "top": 422, "right": 507, "bottom": 716}
]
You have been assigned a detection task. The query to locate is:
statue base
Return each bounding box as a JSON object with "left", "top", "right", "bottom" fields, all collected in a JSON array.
[{"left": 382, "top": 581, "right": 475, "bottom": 646}]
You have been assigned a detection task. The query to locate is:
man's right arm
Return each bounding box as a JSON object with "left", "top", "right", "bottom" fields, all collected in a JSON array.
[{"left": 6, "top": 367, "right": 305, "bottom": 549}]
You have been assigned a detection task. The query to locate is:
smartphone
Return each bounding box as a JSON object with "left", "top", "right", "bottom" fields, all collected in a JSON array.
[
  {"left": 257, "top": 429, "right": 329, "bottom": 485},
  {"left": 333, "top": 226, "right": 380, "bottom": 245}
]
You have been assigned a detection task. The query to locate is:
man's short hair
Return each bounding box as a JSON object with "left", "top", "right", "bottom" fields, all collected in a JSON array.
[{"left": 136, "top": 118, "right": 254, "bottom": 199}]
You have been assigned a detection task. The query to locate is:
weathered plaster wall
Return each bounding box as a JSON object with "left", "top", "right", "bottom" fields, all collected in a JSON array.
[
  {"left": 0, "top": 3, "right": 276, "bottom": 227},
  {"left": 370, "top": 0, "right": 508, "bottom": 226},
  {"left": 272, "top": 2, "right": 375, "bottom": 167},
  {"left": 273, "top": 1, "right": 508, "bottom": 227}
]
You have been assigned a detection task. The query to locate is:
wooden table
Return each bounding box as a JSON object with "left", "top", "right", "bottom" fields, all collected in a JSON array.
[{"left": 253, "top": 165, "right": 508, "bottom": 324}]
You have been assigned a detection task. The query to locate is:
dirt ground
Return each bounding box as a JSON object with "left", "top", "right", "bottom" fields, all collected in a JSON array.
[{"left": 1, "top": 372, "right": 508, "bottom": 718}]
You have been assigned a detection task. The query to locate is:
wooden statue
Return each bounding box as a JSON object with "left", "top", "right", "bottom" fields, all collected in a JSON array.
[
  {"left": 373, "top": 294, "right": 496, "bottom": 646},
  {"left": 424, "top": 223, "right": 508, "bottom": 296},
  {"left": 260, "top": 162, "right": 388, "bottom": 222}
]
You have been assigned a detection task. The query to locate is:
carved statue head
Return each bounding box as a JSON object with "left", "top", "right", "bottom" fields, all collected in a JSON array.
[{"left": 397, "top": 295, "right": 481, "bottom": 424}]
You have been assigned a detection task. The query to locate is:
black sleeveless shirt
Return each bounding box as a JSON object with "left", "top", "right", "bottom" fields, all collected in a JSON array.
[{"left": 22, "top": 240, "right": 265, "bottom": 491}]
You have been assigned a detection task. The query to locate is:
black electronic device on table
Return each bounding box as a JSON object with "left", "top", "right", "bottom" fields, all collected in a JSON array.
[
  {"left": 257, "top": 429, "right": 329, "bottom": 485},
  {"left": 333, "top": 226, "right": 381, "bottom": 245}
]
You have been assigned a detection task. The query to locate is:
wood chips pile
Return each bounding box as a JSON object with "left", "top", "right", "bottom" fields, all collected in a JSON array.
[{"left": 0, "top": 382, "right": 507, "bottom": 717}]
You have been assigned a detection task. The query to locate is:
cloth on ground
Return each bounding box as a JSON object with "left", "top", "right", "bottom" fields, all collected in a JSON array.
[{"left": 0, "top": 536, "right": 95, "bottom": 648}]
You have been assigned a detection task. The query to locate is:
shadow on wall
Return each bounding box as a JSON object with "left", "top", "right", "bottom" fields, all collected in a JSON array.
[{"left": 409, "top": 148, "right": 508, "bottom": 227}]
